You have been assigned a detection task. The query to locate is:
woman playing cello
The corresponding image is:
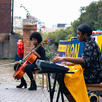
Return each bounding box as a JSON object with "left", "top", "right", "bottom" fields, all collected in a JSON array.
[{"left": 14, "top": 32, "right": 46, "bottom": 91}]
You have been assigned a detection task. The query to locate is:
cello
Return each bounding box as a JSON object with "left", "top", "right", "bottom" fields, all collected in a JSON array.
[{"left": 13, "top": 40, "right": 48, "bottom": 80}]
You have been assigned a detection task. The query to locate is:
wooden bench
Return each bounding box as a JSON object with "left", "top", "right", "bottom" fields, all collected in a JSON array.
[
  {"left": 86, "top": 84, "right": 102, "bottom": 101},
  {"left": 33, "top": 72, "right": 48, "bottom": 89},
  {"left": 87, "top": 83, "right": 102, "bottom": 91}
]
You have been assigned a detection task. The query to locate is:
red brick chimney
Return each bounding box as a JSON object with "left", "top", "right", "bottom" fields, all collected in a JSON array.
[{"left": 23, "top": 24, "right": 37, "bottom": 57}]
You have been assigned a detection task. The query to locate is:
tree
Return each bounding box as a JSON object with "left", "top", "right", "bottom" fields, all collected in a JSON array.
[{"left": 71, "top": 1, "right": 102, "bottom": 31}]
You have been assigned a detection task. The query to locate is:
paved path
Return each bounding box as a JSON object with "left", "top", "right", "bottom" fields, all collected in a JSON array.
[
  {"left": 0, "top": 60, "right": 50, "bottom": 102},
  {"left": 0, "top": 59, "right": 102, "bottom": 102},
  {"left": 0, "top": 60, "right": 67, "bottom": 102},
  {"left": 0, "top": 83, "right": 50, "bottom": 102}
]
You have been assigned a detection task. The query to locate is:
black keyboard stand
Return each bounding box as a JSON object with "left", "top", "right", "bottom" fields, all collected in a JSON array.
[
  {"left": 47, "top": 71, "right": 74, "bottom": 102},
  {"left": 35, "top": 59, "right": 74, "bottom": 102},
  {"left": 47, "top": 72, "right": 70, "bottom": 102},
  {"left": 56, "top": 74, "right": 65, "bottom": 102}
]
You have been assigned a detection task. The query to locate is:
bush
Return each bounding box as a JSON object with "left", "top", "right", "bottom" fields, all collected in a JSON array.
[{"left": 44, "top": 44, "right": 57, "bottom": 61}]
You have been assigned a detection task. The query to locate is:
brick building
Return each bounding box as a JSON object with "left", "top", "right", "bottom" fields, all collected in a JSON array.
[
  {"left": 0, "top": 0, "right": 11, "bottom": 33},
  {"left": 0, "top": 0, "right": 21, "bottom": 58},
  {"left": 0, "top": 0, "right": 37, "bottom": 59}
]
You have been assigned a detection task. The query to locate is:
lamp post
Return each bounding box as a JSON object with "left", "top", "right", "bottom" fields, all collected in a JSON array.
[{"left": 11, "top": 0, "right": 14, "bottom": 34}]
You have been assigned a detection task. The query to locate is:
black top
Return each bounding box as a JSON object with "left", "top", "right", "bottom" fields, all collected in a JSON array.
[{"left": 36, "top": 46, "right": 46, "bottom": 60}]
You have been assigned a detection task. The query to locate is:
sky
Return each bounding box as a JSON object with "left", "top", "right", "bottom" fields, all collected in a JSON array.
[{"left": 14, "top": 0, "right": 99, "bottom": 28}]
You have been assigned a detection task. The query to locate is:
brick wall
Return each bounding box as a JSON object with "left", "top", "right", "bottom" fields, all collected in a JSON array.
[
  {"left": 23, "top": 25, "right": 37, "bottom": 57},
  {"left": 0, "top": 0, "right": 11, "bottom": 58},
  {"left": 0, "top": 0, "right": 11, "bottom": 33}
]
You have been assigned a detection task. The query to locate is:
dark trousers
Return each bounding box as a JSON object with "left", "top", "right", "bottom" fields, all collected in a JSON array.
[
  {"left": 14, "top": 63, "right": 37, "bottom": 81},
  {"left": 24, "top": 64, "right": 37, "bottom": 80}
]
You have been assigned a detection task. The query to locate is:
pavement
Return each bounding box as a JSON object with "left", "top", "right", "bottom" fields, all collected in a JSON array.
[
  {"left": 0, "top": 59, "right": 102, "bottom": 102},
  {"left": 0, "top": 60, "right": 67, "bottom": 102},
  {"left": 0, "top": 83, "right": 49, "bottom": 102}
]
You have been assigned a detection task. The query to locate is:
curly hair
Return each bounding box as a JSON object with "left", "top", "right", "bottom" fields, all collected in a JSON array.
[{"left": 30, "top": 32, "right": 42, "bottom": 43}]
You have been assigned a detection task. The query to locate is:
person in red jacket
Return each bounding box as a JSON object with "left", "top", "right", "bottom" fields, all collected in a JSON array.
[
  {"left": 15, "top": 39, "right": 24, "bottom": 61},
  {"left": 14, "top": 32, "right": 46, "bottom": 91}
]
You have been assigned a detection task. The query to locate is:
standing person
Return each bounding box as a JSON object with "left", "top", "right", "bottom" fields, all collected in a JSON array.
[
  {"left": 14, "top": 32, "right": 46, "bottom": 91},
  {"left": 53, "top": 24, "right": 102, "bottom": 101}
]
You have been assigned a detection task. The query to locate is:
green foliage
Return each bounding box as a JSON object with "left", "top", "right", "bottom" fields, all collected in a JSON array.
[
  {"left": 44, "top": 44, "right": 57, "bottom": 61},
  {"left": 71, "top": 20, "right": 80, "bottom": 36},
  {"left": 47, "top": 29, "right": 68, "bottom": 42},
  {"left": 72, "top": 1, "right": 102, "bottom": 31},
  {"left": 42, "top": 1, "right": 102, "bottom": 60},
  {"left": 43, "top": 28, "right": 75, "bottom": 44}
]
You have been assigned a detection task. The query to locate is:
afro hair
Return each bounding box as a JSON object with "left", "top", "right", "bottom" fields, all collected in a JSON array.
[{"left": 30, "top": 32, "right": 42, "bottom": 43}]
